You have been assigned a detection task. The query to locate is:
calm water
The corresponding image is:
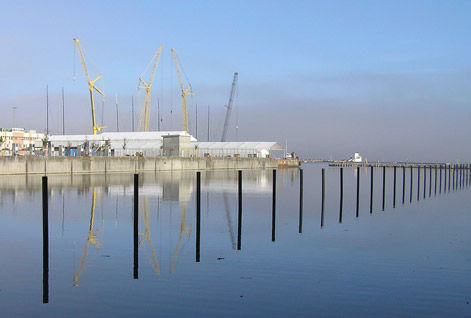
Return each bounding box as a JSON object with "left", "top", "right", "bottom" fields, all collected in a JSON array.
[{"left": 1, "top": 164, "right": 470, "bottom": 317}]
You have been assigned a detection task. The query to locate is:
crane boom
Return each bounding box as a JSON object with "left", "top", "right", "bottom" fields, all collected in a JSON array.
[
  {"left": 221, "top": 72, "right": 238, "bottom": 142},
  {"left": 138, "top": 46, "right": 163, "bottom": 132},
  {"left": 73, "top": 38, "right": 106, "bottom": 135},
  {"left": 171, "top": 49, "right": 193, "bottom": 133}
]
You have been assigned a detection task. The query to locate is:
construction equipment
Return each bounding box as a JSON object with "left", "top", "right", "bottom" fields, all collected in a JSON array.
[
  {"left": 171, "top": 49, "right": 193, "bottom": 133},
  {"left": 221, "top": 72, "right": 238, "bottom": 142},
  {"left": 138, "top": 46, "right": 163, "bottom": 132},
  {"left": 73, "top": 38, "right": 106, "bottom": 135}
]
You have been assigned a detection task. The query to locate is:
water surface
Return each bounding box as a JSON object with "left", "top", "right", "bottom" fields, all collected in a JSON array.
[{"left": 0, "top": 164, "right": 470, "bottom": 317}]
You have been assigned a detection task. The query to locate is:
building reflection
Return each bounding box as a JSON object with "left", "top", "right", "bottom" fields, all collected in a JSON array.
[{"left": 0, "top": 169, "right": 296, "bottom": 290}]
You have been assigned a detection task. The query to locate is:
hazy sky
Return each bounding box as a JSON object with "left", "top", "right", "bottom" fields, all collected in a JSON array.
[{"left": 1, "top": 0, "right": 470, "bottom": 162}]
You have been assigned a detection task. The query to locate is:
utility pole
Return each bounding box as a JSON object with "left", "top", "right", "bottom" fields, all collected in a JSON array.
[
  {"left": 132, "top": 95, "right": 134, "bottom": 132},
  {"left": 115, "top": 94, "right": 119, "bottom": 132},
  {"left": 62, "top": 87, "right": 65, "bottom": 135},
  {"left": 46, "top": 85, "right": 49, "bottom": 134},
  {"left": 157, "top": 99, "right": 160, "bottom": 131},
  {"left": 12, "top": 106, "right": 17, "bottom": 128}
]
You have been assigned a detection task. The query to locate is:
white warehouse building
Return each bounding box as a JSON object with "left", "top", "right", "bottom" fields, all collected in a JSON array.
[{"left": 40, "top": 131, "right": 283, "bottom": 158}]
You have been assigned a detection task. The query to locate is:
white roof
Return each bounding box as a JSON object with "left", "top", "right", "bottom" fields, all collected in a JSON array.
[
  {"left": 48, "top": 131, "right": 196, "bottom": 143},
  {"left": 193, "top": 142, "right": 283, "bottom": 151}
]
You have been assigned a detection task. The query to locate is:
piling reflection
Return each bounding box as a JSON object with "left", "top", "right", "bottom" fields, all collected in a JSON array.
[{"left": 4, "top": 164, "right": 471, "bottom": 307}]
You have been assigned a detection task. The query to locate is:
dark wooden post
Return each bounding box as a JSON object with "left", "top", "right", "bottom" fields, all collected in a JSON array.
[
  {"left": 370, "top": 167, "right": 374, "bottom": 213},
  {"left": 133, "top": 173, "right": 139, "bottom": 279},
  {"left": 196, "top": 172, "right": 201, "bottom": 261},
  {"left": 272, "top": 170, "right": 276, "bottom": 241},
  {"left": 42, "top": 176, "right": 49, "bottom": 304},
  {"left": 237, "top": 170, "right": 242, "bottom": 249}
]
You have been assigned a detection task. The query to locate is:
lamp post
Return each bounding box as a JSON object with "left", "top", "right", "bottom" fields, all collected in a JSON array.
[{"left": 12, "top": 107, "right": 17, "bottom": 128}]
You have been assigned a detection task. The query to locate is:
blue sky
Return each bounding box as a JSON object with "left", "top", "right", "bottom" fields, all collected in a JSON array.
[{"left": 1, "top": 0, "right": 470, "bottom": 162}]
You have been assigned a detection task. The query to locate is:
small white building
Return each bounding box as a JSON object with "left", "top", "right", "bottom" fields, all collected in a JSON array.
[{"left": 348, "top": 152, "right": 362, "bottom": 163}]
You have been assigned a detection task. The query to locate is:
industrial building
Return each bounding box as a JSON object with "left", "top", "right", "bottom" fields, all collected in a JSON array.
[{"left": 40, "top": 131, "right": 283, "bottom": 158}]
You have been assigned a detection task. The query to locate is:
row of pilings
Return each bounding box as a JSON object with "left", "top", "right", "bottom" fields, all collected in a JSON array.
[{"left": 40, "top": 164, "right": 469, "bottom": 303}]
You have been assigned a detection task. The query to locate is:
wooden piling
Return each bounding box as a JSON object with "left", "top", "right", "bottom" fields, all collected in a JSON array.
[
  {"left": 340, "top": 168, "right": 344, "bottom": 222},
  {"left": 299, "top": 169, "right": 303, "bottom": 233},
  {"left": 237, "top": 170, "right": 242, "bottom": 249},
  {"left": 402, "top": 166, "right": 405, "bottom": 205},
  {"left": 417, "top": 167, "right": 420, "bottom": 201},
  {"left": 272, "top": 169, "right": 276, "bottom": 241},
  {"left": 370, "top": 167, "right": 374, "bottom": 213},
  {"left": 133, "top": 173, "right": 138, "bottom": 279},
  {"left": 356, "top": 167, "right": 360, "bottom": 217},
  {"left": 321, "top": 168, "right": 325, "bottom": 228},
  {"left": 410, "top": 167, "right": 413, "bottom": 203},
  {"left": 382, "top": 167, "right": 386, "bottom": 211},
  {"left": 42, "top": 176, "right": 49, "bottom": 304},
  {"left": 196, "top": 172, "right": 201, "bottom": 261},
  {"left": 393, "top": 166, "right": 396, "bottom": 208}
]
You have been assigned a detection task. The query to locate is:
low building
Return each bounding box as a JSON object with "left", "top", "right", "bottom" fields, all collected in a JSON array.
[
  {"left": 39, "top": 131, "right": 195, "bottom": 157},
  {"left": 348, "top": 152, "right": 363, "bottom": 163},
  {"left": 0, "top": 128, "right": 45, "bottom": 156},
  {"left": 192, "top": 142, "right": 283, "bottom": 158},
  {"left": 40, "top": 131, "right": 284, "bottom": 158}
]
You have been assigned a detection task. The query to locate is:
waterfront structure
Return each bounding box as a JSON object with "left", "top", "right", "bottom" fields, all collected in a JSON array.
[
  {"left": 349, "top": 152, "right": 363, "bottom": 163},
  {"left": 0, "top": 128, "right": 45, "bottom": 155},
  {"left": 192, "top": 142, "right": 283, "bottom": 158},
  {"left": 39, "top": 131, "right": 283, "bottom": 158}
]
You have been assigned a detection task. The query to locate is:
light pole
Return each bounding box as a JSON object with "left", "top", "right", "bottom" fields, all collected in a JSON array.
[{"left": 12, "top": 106, "right": 17, "bottom": 128}]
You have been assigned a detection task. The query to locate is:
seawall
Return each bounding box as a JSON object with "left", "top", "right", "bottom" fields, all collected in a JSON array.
[{"left": 0, "top": 156, "right": 299, "bottom": 175}]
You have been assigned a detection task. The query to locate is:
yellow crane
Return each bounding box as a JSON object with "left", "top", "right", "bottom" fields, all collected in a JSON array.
[
  {"left": 138, "top": 46, "right": 163, "bottom": 132},
  {"left": 171, "top": 49, "right": 193, "bottom": 133},
  {"left": 73, "top": 38, "right": 106, "bottom": 135}
]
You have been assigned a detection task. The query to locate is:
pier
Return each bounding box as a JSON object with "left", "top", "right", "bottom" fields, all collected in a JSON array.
[{"left": 0, "top": 156, "right": 299, "bottom": 176}]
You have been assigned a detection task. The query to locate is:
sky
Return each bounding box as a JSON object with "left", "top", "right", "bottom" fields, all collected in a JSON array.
[{"left": 0, "top": 0, "right": 470, "bottom": 162}]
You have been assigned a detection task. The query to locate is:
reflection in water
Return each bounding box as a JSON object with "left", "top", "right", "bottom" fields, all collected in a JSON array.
[
  {"left": 1, "top": 165, "right": 471, "bottom": 317},
  {"left": 223, "top": 193, "right": 236, "bottom": 250},
  {"left": 139, "top": 197, "right": 160, "bottom": 276},
  {"left": 74, "top": 188, "right": 103, "bottom": 287},
  {"left": 171, "top": 204, "right": 191, "bottom": 273}
]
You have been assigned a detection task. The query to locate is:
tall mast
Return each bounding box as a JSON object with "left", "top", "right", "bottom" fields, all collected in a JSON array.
[
  {"left": 62, "top": 87, "right": 65, "bottom": 135},
  {"left": 115, "top": 93, "right": 119, "bottom": 132},
  {"left": 46, "top": 85, "right": 49, "bottom": 134}
]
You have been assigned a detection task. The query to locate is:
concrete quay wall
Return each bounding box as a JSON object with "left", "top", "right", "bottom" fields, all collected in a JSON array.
[{"left": 0, "top": 156, "right": 294, "bottom": 175}]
